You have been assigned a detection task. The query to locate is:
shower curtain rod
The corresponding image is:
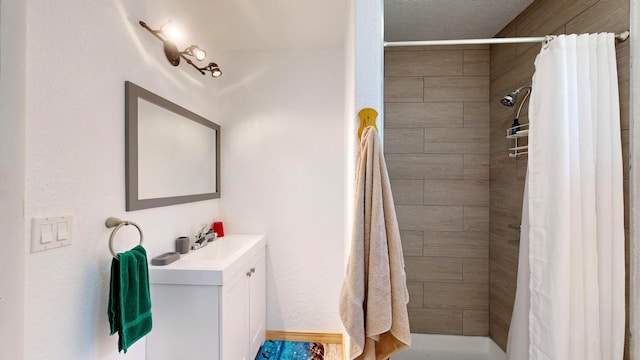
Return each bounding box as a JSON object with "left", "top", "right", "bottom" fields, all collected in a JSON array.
[{"left": 383, "top": 30, "right": 630, "bottom": 47}]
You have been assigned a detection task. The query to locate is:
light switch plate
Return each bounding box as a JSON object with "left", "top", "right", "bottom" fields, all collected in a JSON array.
[{"left": 31, "top": 215, "right": 73, "bottom": 253}]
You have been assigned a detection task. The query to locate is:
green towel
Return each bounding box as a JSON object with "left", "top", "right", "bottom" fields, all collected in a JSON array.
[{"left": 108, "top": 245, "right": 152, "bottom": 353}]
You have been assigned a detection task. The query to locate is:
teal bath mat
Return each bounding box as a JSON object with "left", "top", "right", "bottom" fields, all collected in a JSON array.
[{"left": 256, "top": 340, "right": 324, "bottom": 359}]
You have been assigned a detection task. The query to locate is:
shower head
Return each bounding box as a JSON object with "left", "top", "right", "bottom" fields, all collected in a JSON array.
[
  {"left": 500, "top": 94, "right": 517, "bottom": 107},
  {"left": 500, "top": 83, "right": 532, "bottom": 107}
]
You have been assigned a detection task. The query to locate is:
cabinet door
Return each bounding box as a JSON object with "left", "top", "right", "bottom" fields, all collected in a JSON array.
[
  {"left": 248, "top": 253, "right": 266, "bottom": 358},
  {"left": 147, "top": 284, "right": 220, "bottom": 360},
  {"left": 221, "top": 271, "right": 250, "bottom": 360}
]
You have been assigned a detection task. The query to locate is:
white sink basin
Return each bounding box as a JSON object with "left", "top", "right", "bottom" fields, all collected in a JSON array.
[{"left": 148, "top": 234, "right": 266, "bottom": 286}]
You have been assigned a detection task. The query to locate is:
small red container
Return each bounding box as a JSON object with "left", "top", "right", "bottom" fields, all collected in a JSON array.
[{"left": 212, "top": 222, "right": 224, "bottom": 237}]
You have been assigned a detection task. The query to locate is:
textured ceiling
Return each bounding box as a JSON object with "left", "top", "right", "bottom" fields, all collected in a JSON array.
[
  {"left": 140, "top": 0, "right": 348, "bottom": 51},
  {"left": 207, "top": 1, "right": 347, "bottom": 50},
  {"left": 385, "top": 0, "right": 534, "bottom": 42}
]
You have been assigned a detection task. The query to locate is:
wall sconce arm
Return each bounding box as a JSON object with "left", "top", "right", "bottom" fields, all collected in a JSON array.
[{"left": 138, "top": 20, "right": 222, "bottom": 78}]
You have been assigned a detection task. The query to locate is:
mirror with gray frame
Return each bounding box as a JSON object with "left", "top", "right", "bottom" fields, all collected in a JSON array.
[{"left": 125, "top": 81, "right": 220, "bottom": 211}]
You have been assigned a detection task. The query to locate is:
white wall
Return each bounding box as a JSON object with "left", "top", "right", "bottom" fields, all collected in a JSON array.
[
  {"left": 342, "top": 0, "right": 385, "bottom": 319},
  {"left": 354, "top": 0, "right": 385, "bottom": 122},
  {"left": 341, "top": 0, "right": 384, "bottom": 356},
  {"left": 629, "top": 0, "right": 640, "bottom": 357},
  {"left": 0, "top": 1, "right": 26, "bottom": 359},
  {"left": 212, "top": 0, "right": 382, "bottom": 336},
  {"left": 351, "top": 0, "right": 385, "bottom": 231},
  {"left": 217, "top": 47, "right": 347, "bottom": 331},
  {"left": 24, "top": 1, "right": 221, "bottom": 359}
]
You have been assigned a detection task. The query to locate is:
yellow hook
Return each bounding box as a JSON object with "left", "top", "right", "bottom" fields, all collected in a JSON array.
[{"left": 357, "top": 108, "right": 379, "bottom": 140}]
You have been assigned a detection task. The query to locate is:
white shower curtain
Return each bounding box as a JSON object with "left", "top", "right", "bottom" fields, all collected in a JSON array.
[{"left": 507, "top": 33, "right": 625, "bottom": 360}]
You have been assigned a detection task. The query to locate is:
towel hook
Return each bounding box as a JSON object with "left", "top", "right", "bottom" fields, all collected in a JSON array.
[
  {"left": 357, "top": 108, "right": 379, "bottom": 140},
  {"left": 105, "top": 217, "right": 144, "bottom": 258}
]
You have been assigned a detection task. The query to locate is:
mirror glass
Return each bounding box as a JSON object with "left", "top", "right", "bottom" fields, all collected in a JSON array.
[{"left": 125, "top": 81, "right": 220, "bottom": 211}]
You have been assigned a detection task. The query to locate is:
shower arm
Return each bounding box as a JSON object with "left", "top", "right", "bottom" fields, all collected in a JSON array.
[{"left": 515, "top": 89, "right": 531, "bottom": 119}]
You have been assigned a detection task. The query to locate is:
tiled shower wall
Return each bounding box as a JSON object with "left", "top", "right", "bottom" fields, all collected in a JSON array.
[
  {"left": 384, "top": 45, "right": 491, "bottom": 335},
  {"left": 489, "top": 0, "right": 630, "bottom": 353}
]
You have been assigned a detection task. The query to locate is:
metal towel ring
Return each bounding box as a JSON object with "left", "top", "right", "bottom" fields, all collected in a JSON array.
[{"left": 105, "top": 217, "right": 144, "bottom": 258}]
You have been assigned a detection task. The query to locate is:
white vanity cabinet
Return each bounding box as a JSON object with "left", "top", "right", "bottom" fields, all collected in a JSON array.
[
  {"left": 221, "top": 252, "right": 266, "bottom": 359},
  {"left": 146, "top": 234, "right": 266, "bottom": 360}
]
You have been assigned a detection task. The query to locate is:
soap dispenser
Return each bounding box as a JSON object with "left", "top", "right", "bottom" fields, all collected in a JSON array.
[{"left": 510, "top": 118, "right": 520, "bottom": 135}]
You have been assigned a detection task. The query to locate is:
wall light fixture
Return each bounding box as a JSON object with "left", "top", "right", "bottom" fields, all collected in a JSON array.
[{"left": 139, "top": 20, "right": 222, "bottom": 78}]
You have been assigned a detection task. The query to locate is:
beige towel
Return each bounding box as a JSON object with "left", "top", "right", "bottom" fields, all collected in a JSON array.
[{"left": 339, "top": 126, "right": 411, "bottom": 359}]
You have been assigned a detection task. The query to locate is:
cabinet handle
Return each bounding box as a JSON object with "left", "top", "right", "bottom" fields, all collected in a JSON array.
[
  {"left": 250, "top": 267, "right": 256, "bottom": 274},
  {"left": 246, "top": 271, "right": 252, "bottom": 277}
]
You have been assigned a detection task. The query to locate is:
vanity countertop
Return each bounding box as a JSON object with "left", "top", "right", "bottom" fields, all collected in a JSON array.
[{"left": 148, "top": 234, "right": 266, "bottom": 286}]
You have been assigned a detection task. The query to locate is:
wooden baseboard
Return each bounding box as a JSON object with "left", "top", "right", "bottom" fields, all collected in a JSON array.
[{"left": 265, "top": 330, "right": 343, "bottom": 344}]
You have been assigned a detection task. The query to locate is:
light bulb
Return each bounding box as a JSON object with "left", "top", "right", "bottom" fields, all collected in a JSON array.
[
  {"left": 162, "top": 23, "right": 180, "bottom": 40},
  {"left": 193, "top": 47, "right": 206, "bottom": 61},
  {"left": 204, "top": 63, "right": 222, "bottom": 77}
]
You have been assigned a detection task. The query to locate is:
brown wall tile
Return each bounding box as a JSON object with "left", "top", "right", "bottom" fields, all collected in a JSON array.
[
  {"left": 385, "top": 128, "right": 424, "bottom": 154},
  {"left": 463, "top": 50, "right": 490, "bottom": 76},
  {"left": 400, "top": 230, "right": 424, "bottom": 256},
  {"left": 489, "top": 266, "right": 516, "bottom": 309},
  {"left": 423, "top": 283, "right": 488, "bottom": 309},
  {"left": 385, "top": 50, "right": 463, "bottom": 77},
  {"left": 515, "top": 156, "right": 527, "bottom": 180},
  {"left": 463, "top": 206, "right": 489, "bottom": 232},
  {"left": 623, "top": 128, "right": 630, "bottom": 181},
  {"left": 491, "top": 25, "right": 517, "bottom": 76},
  {"left": 391, "top": 180, "right": 424, "bottom": 205},
  {"left": 464, "top": 154, "right": 490, "bottom": 179},
  {"left": 424, "top": 76, "right": 490, "bottom": 102},
  {"left": 385, "top": 45, "right": 490, "bottom": 336},
  {"left": 424, "top": 180, "right": 489, "bottom": 206},
  {"left": 464, "top": 258, "right": 489, "bottom": 284},
  {"left": 565, "top": 0, "right": 629, "bottom": 35},
  {"left": 385, "top": 103, "right": 464, "bottom": 128},
  {"left": 489, "top": 44, "right": 537, "bottom": 97},
  {"left": 405, "top": 257, "right": 463, "bottom": 283},
  {"left": 515, "top": 0, "right": 599, "bottom": 43},
  {"left": 620, "top": 80, "right": 629, "bottom": 130},
  {"left": 385, "top": 77, "right": 424, "bottom": 102},
  {"left": 489, "top": 206, "right": 522, "bottom": 241},
  {"left": 407, "top": 281, "right": 424, "bottom": 308},
  {"left": 489, "top": 295, "right": 511, "bottom": 350},
  {"left": 464, "top": 310, "right": 490, "bottom": 335},
  {"left": 490, "top": 234, "right": 519, "bottom": 273},
  {"left": 423, "top": 128, "right": 490, "bottom": 154},
  {"left": 386, "top": 154, "right": 463, "bottom": 179},
  {"left": 408, "top": 308, "right": 463, "bottom": 334},
  {"left": 464, "top": 102, "right": 490, "bottom": 128},
  {"left": 490, "top": 152, "right": 517, "bottom": 180},
  {"left": 617, "top": 41, "right": 630, "bottom": 85},
  {"left": 490, "top": 179, "right": 525, "bottom": 211},
  {"left": 396, "top": 205, "right": 464, "bottom": 231},
  {"left": 424, "top": 231, "right": 489, "bottom": 258}
]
